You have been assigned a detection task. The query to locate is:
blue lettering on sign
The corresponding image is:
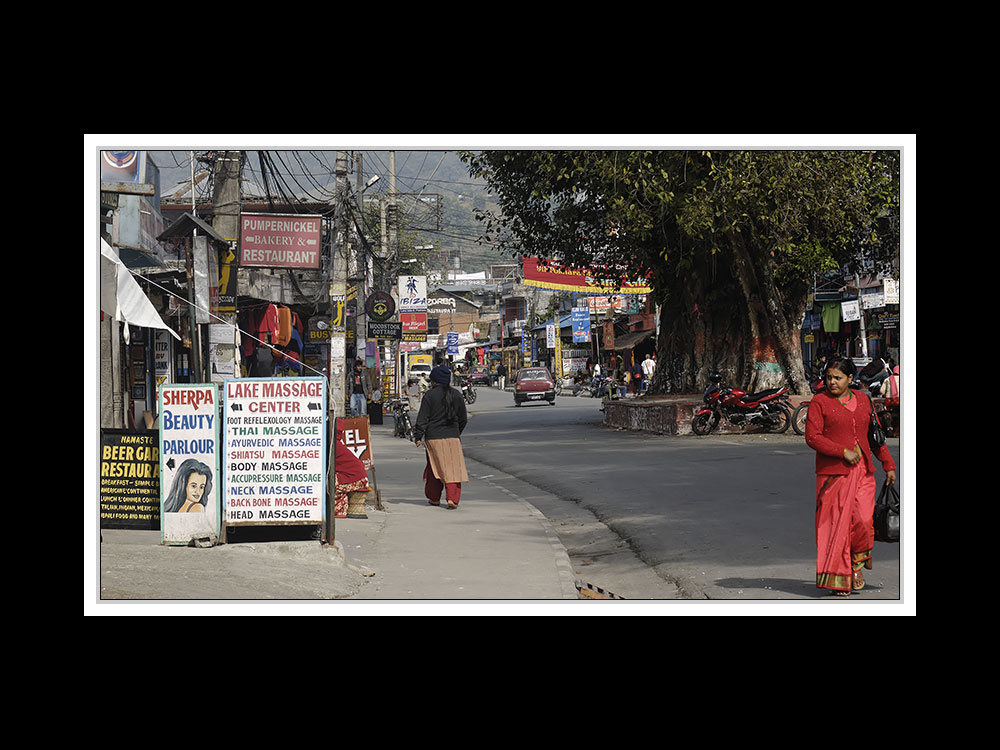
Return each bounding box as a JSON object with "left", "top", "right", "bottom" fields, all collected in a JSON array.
[{"left": 162, "top": 410, "right": 215, "bottom": 431}]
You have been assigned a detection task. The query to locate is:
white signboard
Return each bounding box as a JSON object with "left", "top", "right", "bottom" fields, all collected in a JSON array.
[
  {"left": 883, "top": 278, "right": 899, "bottom": 304},
  {"left": 398, "top": 275, "right": 427, "bottom": 312},
  {"left": 861, "top": 290, "right": 884, "bottom": 309},
  {"left": 223, "top": 377, "right": 327, "bottom": 527},
  {"left": 160, "top": 384, "right": 220, "bottom": 545},
  {"left": 546, "top": 324, "right": 557, "bottom": 348},
  {"left": 841, "top": 299, "right": 861, "bottom": 322}
]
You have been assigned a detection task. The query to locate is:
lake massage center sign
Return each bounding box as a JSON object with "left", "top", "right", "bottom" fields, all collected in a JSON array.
[{"left": 223, "top": 377, "right": 327, "bottom": 527}]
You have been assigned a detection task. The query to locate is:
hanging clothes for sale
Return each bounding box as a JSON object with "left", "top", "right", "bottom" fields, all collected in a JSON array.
[
  {"left": 821, "top": 302, "right": 841, "bottom": 333},
  {"left": 238, "top": 308, "right": 259, "bottom": 358},
  {"left": 276, "top": 306, "right": 292, "bottom": 347},
  {"left": 258, "top": 304, "right": 280, "bottom": 344}
]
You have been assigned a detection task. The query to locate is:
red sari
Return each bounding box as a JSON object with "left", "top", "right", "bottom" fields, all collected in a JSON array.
[{"left": 811, "top": 393, "right": 876, "bottom": 592}]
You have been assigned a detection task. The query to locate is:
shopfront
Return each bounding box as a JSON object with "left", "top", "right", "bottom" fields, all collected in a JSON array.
[{"left": 802, "top": 276, "right": 901, "bottom": 370}]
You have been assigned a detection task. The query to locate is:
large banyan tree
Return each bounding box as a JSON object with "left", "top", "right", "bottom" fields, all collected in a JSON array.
[{"left": 460, "top": 149, "right": 899, "bottom": 395}]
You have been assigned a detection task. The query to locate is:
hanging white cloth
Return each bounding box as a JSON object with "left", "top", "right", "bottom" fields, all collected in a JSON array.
[{"left": 100, "top": 238, "right": 180, "bottom": 344}]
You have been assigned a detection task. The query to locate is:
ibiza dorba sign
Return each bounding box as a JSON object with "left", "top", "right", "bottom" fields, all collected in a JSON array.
[{"left": 240, "top": 213, "right": 322, "bottom": 269}]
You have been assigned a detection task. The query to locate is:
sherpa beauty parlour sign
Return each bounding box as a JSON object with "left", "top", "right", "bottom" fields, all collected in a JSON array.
[
  {"left": 223, "top": 377, "right": 327, "bottom": 527},
  {"left": 159, "top": 384, "right": 221, "bottom": 545}
]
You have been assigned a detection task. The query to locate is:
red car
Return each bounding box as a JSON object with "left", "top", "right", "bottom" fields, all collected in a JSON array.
[
  {"left": 514, "top": 367, "right": 556, "bottom": 406},
  {"left": 468, "top": 365, "right": 492, "bottom": 386}
]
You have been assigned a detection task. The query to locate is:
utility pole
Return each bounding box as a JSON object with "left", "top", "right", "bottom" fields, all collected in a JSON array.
[
  {"left": 211, "top": 150, "right": 241, "bottom": 384},
  {"left": 388, "top": 151, "right": 400, "bottom": 396},
  {"left": 324, "top": 151, "right": 350, "bottom": 546},
  {"left": 331, "top": 151, "right": 350, "bottom": 418},
  {"left": 355, "top": 153, "right": 368, "bottom": 386}
]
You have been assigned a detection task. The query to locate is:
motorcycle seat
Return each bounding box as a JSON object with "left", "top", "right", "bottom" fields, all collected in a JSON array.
[{"left": 740, "top": 388, "right": 781, "bottom": 403}]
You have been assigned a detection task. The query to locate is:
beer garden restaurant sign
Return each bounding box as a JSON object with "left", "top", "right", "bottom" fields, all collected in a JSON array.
[
  {"left": 100, "top": 429, "right": 160, "bottom": 530},
  {"left": 223, "top": 377, "right": 327, "bottom": 530}
]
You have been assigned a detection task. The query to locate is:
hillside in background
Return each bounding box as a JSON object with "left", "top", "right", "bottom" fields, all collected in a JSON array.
[{"left": 149, "top": 149, "right": 510, "bottom": 276}]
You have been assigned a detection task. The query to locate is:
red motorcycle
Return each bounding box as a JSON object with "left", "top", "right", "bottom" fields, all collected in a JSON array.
[{"left": 691, "top": 373, "right": 792, "bottom": 435}]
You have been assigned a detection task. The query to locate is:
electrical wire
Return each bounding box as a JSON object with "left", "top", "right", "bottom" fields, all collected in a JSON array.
[{"left": 127, "top": 264, "right": 331, "bottom": 382}]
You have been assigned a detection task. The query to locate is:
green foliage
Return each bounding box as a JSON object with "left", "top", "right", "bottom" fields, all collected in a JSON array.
[{"left": 462, "top": 148, "right": 899, "bottom": 308}]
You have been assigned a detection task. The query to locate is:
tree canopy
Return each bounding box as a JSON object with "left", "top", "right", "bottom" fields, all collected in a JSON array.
[{"left": 461, "top": 149, "right": 899, "bottom": 393}]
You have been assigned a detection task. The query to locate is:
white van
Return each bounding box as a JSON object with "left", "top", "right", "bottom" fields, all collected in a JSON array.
[{"left": 408, "top": 363, "right": 432, "bottom": 384}]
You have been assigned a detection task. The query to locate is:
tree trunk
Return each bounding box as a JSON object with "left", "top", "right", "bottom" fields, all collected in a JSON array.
[
  {"left": 728, "top": 231, "right": 810, "bottom": 395},
  {"left": 650, "top": 263, "right": 746, "bottom": 395}
]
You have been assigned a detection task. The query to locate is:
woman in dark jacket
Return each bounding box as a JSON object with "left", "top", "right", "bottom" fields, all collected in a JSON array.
[
  {"left": 805, "top": 357, "right": 897, "bottom": 596},
  {"left": 413, "top": 366, "right": 469, "bottom": 509}
]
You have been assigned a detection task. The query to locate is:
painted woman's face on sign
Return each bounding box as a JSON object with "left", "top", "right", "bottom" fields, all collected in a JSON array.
[{"left": 186, "top": 473, "right": 207, "bottom": 504}]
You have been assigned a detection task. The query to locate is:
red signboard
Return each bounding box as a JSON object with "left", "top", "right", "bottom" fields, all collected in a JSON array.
[
  {"left": 401, "top": 312, "right": 428, "bottom": 332},
  {"left": 240, "top": 213, "right": 322, "bottom": 269},
  {"left": 522, "top": 257, "right": 653, "bottom": 294}
]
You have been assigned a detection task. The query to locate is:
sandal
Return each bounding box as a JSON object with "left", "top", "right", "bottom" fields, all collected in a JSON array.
[
  {"left": 852, "top": 569, "right": 866, "bottom": 591},
  {"left": 832, "top": 590, "right": 851, "bottom": 597},
  {"left": 428, "top": 500, "right": 440, "bottom": 506},
  {"left": 446, "top": 501, "right": 458, "bottom": 509}
]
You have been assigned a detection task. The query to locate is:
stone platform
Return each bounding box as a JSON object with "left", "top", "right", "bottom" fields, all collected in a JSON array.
[{"left": 599, "top": 393, "right": 894, "bottom": 436}]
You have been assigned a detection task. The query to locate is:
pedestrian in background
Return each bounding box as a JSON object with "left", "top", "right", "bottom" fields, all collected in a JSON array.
[
  {"left": 641, "top": 353, "right": 656, "bottom": 390},
  {"left": 630, "top": 359, "right": 643, "bottom": 395},
  {"left": 496, "top": 362, "right": 507, "bottom": 390},
  {"left": 879, "top": 365, "right": 900, "bottom": 402},
  {"left": 805, "top": 357, "right": 897, "bottom": 597},
  {"left": 350, "top": 360, "right": 370, "bottom": 417},
  {"left": 413, "top": 365, "right": 469, "bottom": 509}
]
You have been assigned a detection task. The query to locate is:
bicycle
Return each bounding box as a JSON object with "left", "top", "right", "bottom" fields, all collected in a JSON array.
[{"left": 388, "top": 398, "right": 413, "bottom": 440}]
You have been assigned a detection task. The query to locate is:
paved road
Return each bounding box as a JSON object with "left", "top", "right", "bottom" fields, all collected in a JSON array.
[{"left": 458, "top": 384, "right": 905, "bottom": 602}]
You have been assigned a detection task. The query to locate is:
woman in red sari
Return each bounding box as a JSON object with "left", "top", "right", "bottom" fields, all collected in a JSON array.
[{"left": 805, "top": 358, "right": 897, "bottom": 596}]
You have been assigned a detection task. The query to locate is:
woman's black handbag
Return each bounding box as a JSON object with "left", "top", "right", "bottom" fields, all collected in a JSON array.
[
  {"left": 868, "top": 398, "right": 887, "bottom": 451},
  {"left": 873, "top": 479, "right": 900, "bottom": 543}
]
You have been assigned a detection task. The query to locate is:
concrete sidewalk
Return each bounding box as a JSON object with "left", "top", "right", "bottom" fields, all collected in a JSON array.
[
  {"left": 93, "top": 416, "right": 581, "bottom": 607},
  {"left": 337, "top": 425, "right": 579, "bottom": 600}
]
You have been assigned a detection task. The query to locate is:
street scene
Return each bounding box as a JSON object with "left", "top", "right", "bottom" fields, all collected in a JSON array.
[{"left": 89, "top": 139, "right": 913, "bottom": 615}]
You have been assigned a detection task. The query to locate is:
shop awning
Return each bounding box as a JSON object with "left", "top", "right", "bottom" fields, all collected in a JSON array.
[
  {"left": 607, "top": 329, "right": 654, "bottom": 351},
  {"left": 101, "top": 238, "right": 181, "bottom": 344}
]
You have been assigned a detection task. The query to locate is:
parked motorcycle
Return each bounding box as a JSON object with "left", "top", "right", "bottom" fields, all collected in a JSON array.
[
  {"left": 692, "top": 373, "right": 792, "bottom": 435},
  {"left": 460, "top": 378, "right": 477, "bottom": 404},
  {"left": 388, "top": 398, "right": 413, "bottom": 440},
  {"left": 791, "top": 378, "right": 826, "bottom": 435},
  {"left": 589, "top": 376, "right": 620, "bottom": 400}
]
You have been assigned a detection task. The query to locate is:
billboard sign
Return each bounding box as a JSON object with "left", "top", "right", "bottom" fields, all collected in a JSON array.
[
  {"left": 522, "top": 257, "right": 653, "bottom": 294},
  {"left": 367, "top": 321, "right": 402, "bottom": 339},
  {"left": 401, "top": 312, "right": 428, "bottom": 332},
  {"left": 240, "top": 213, "right": 322, "bottom": 269},
  {"left": 223, "top": 378, "right": 327, "bottom": 527},
  {"left": 159, "top": 384, "right": 221, "bottom": 544},
  {"left": 398, "top": 275, "right": 427, "bottom": 312},
  {"left": 572, "top": 307, "right": 592, "bottom": 343},
  {"left": 101, "top": 429, "right": 161, "bottom": 531}
]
